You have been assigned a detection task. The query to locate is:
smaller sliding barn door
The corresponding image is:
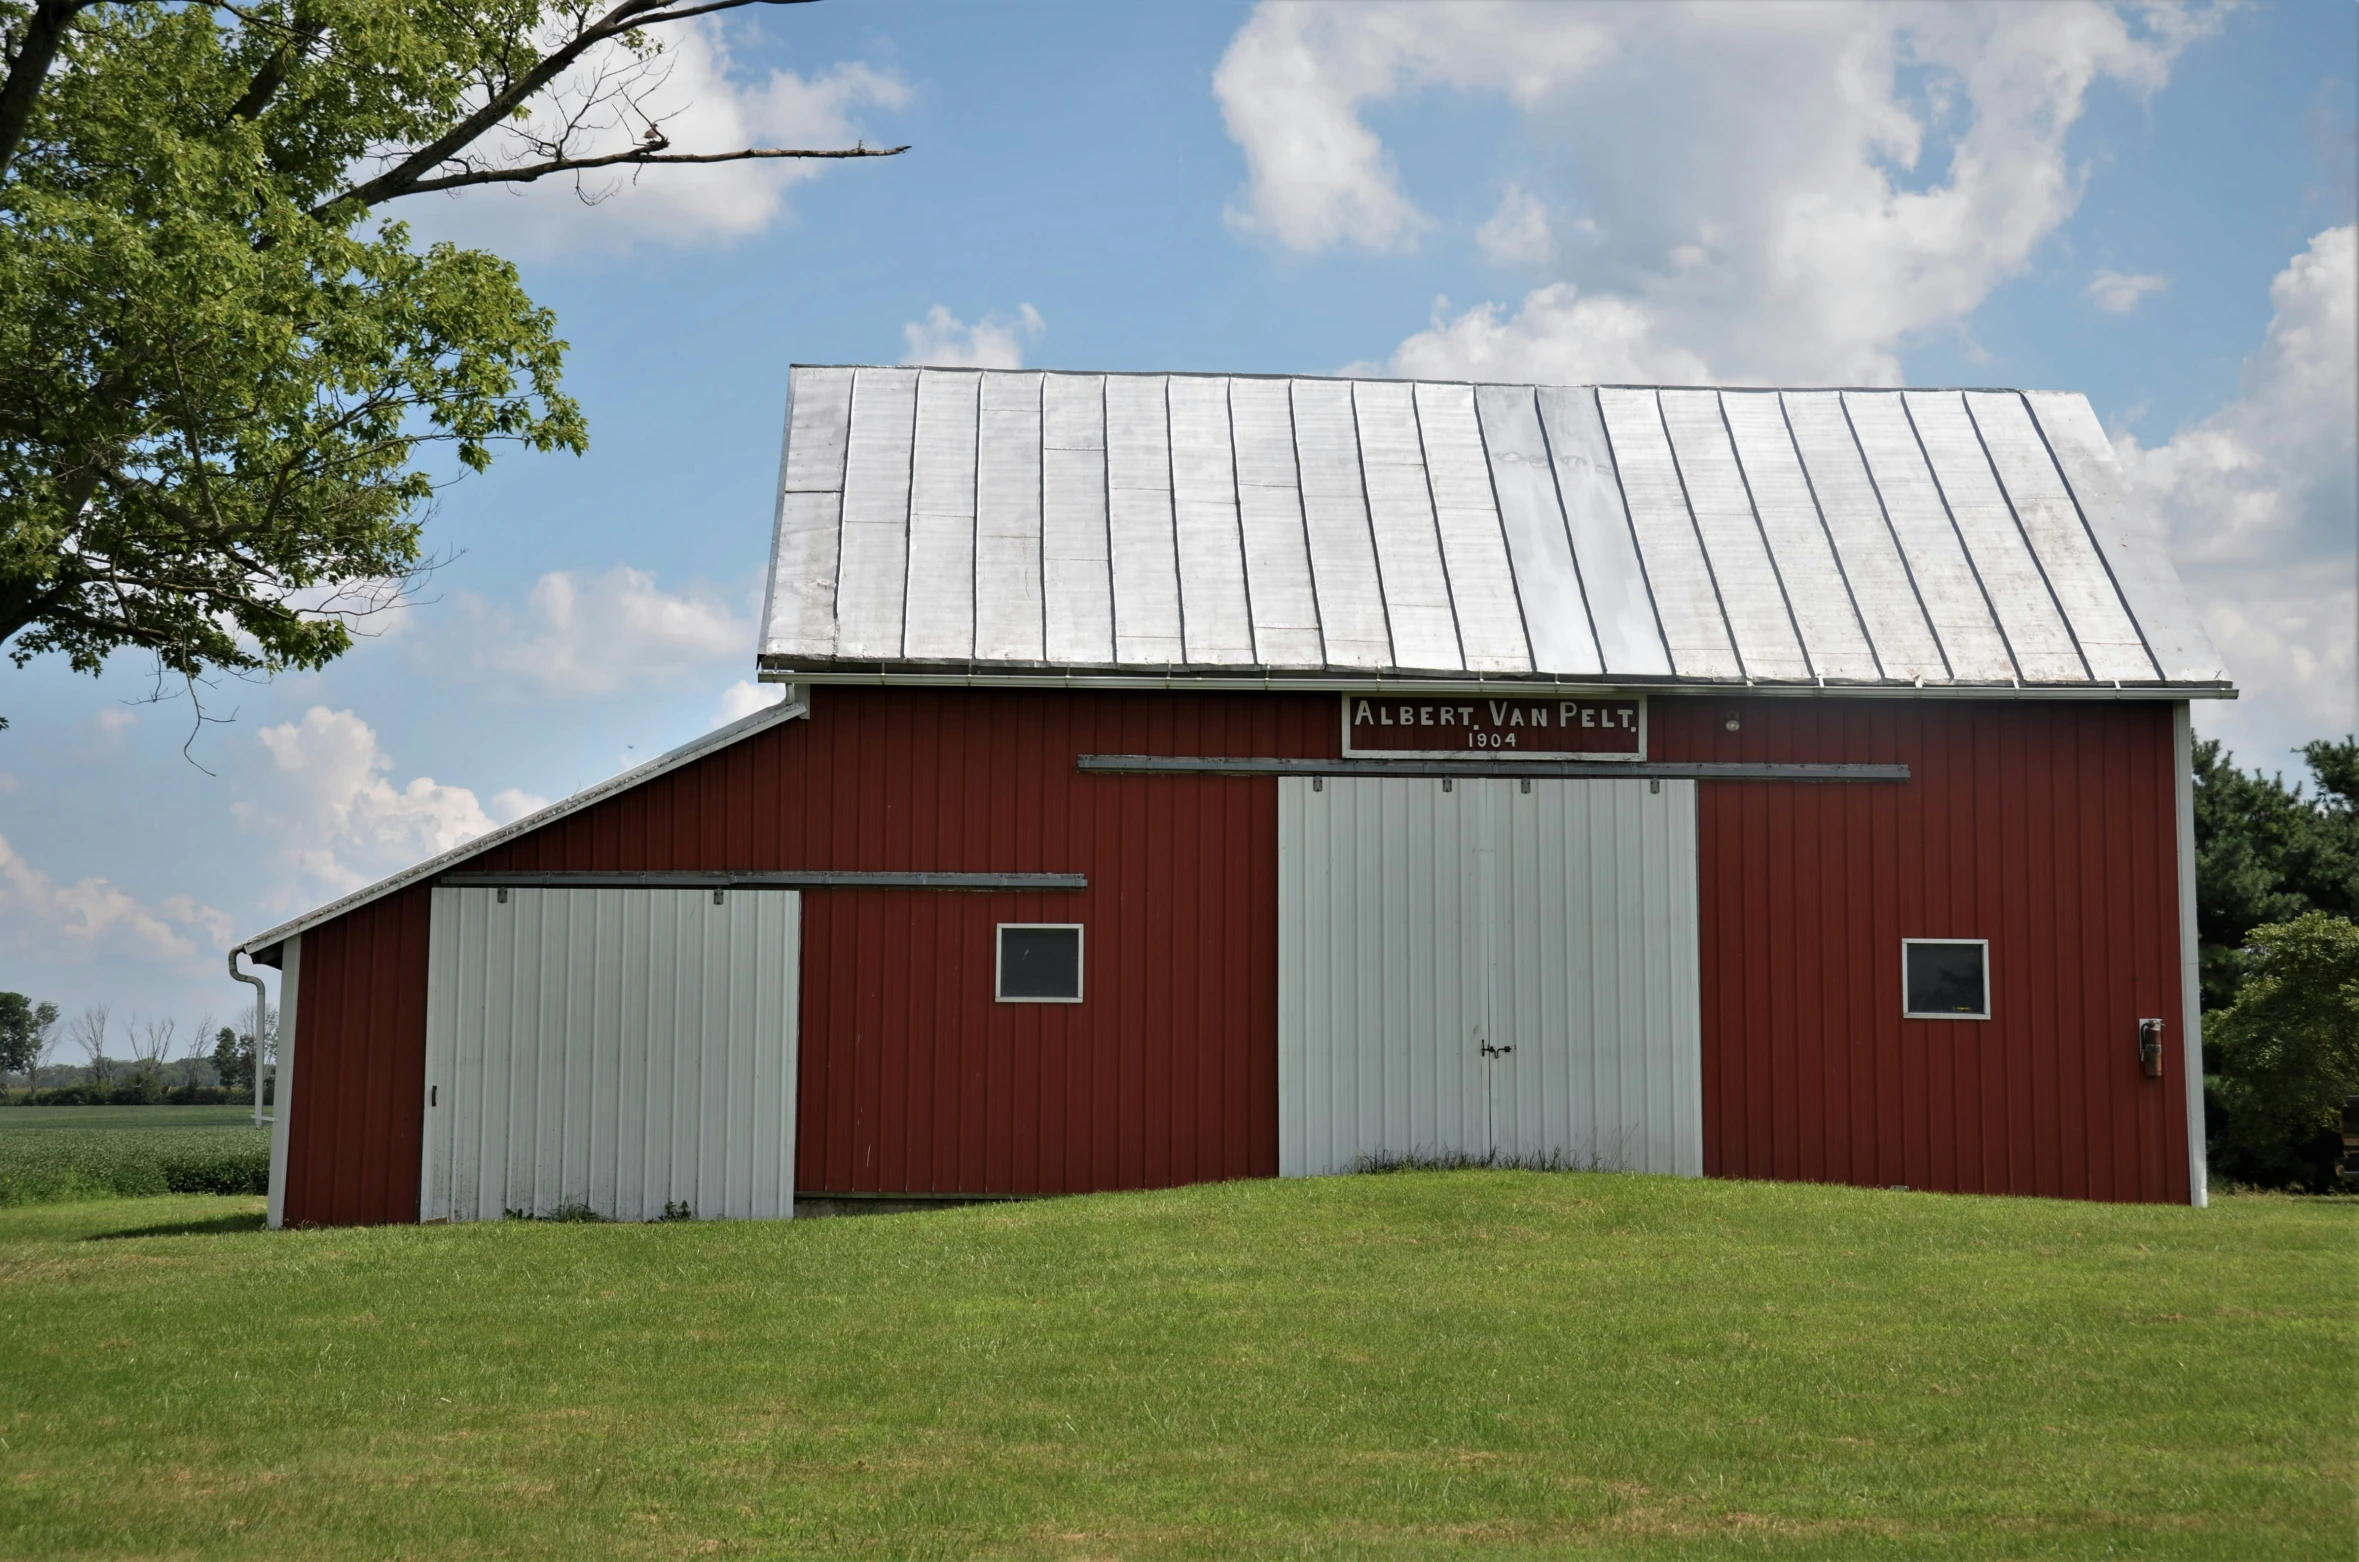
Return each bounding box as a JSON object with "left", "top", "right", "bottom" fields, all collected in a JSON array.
[{"left": 420, "top": 887, "right": 800, "bottom": 1222}]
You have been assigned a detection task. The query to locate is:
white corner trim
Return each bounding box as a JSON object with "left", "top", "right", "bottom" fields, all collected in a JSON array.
[
  {"left": 2173, "top": 701, "right": 2208, "bottom": 1207},
  {"left": 266, "top": 936, "right": 300, "bottom": 1230},
  {"left": 234, "top": 694, "right": 810, "bottom": 955}
]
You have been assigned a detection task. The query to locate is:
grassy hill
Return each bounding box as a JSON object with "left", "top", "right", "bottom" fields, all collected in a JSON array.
[{"left": 0, "top": 1172, "right": 2347, "bottom": 1558}]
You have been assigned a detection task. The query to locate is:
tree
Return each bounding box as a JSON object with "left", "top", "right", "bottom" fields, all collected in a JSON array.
[
  {"left": 124, "top": 1013, "right": 173, "bottom": 1099},
  {"left": 210, "top": 1023, "right": 249, "bottom": 1095},
  {"left": 0, "top": 990, "right": 58, "bottom": 1096},
  {"left": 2208, "top": 912, "right": 2359, "bottom": 1191},
  {"left": 0, "top": 1, "right": 904, "bottom": 722},
  {"left": 66, "top": 1001, "right": 108, "bottom": 1084},
  {"left": 2194, "top": 737, "right": 2359, "bottom": 1013}
]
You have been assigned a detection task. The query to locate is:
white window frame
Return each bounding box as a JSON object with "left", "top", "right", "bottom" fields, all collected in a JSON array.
[
  {"left": 1902, "top": 937, "right": 1991, "bottom": 1021},
  {"left": 995, "top": 923, "right": 1085, "bottom": 1004}
]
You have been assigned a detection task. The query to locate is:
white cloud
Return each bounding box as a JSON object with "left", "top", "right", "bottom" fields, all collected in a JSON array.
[
  {"left": 436, "top": 566, "right": 752, "bottom": 698},
  {"left": 238, "top": 707, "right": 549, "bottom": 907},
  {"left": 0, "top": 835, "right": 230, "bottom": 964},
  {"left": 1387, "top": 285, "right": 1712, "bottom": 386},
  {"left": 1475, "top": 184, "right": 1554, "bottom": 268},
  {"left": 2117, "top": 224, "right": 2358, "bottom": 767},
  {"left": 1216, "top": 1, "right": 2213, "bottom": 383},
  {"left": 901, "top": 304, "right": 1046, "bottom": 369},
  {"left": 91, "top": 708, "right": 136, "bottom": 739},
  {"left": 2085, "top": 268, "right": 2171, "bottom": 315},
  {"left": 716, "top": 679, "right": 786, "bottom": 726},
  {"left": 399, "top": 20, "right": 910, "bottom": 257}
]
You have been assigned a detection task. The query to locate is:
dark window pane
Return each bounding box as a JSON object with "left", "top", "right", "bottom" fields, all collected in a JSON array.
[
  {"left": 1000, "top": 926, "right": 1082, "bottom": 999},
  {"left": 1905, "top": 942, "right": 1987, "bottom": 1017}
]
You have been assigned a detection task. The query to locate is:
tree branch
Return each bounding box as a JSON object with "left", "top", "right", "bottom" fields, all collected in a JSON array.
[
  {"left": 389, "top": 138, "right": 907, "bottom": 197},
  {"left": 314, "top": 0, "right": 811, "bottom": 216},
  {"left": 0, "top": 0, "right": 104, "bottom": 181},
  {"left": 226, "top": 14, "right": 324, "bottom": 124}
]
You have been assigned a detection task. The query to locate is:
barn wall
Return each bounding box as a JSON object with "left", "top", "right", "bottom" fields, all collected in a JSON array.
[
  {"left": 1656, "top": 696, "right": 2190, "bottom": 1203},
  {"left": 284, "top": 883, "right": 433, "bottom": 1225},
  {"left": 279, "top": 685, "right": 2192, "bottom": 1222}
]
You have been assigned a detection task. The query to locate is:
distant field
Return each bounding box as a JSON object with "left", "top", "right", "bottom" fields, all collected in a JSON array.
[
  {"left": 0, "top": 1114, "right": 268, "bottom": 1205},
  {"left": 0, "top": 1172, "right": 2347, "bottom": 1559},
  {"left": 0, "top": 1105, "right": 261, "bottom": 1132}
]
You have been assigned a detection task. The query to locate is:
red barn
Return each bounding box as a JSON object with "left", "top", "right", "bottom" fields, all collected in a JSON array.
[{"left": 234, "top": 370, "right": 2228, "bottom": 1225}]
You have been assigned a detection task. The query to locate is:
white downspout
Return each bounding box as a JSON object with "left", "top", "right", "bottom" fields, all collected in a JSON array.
[{"left": 229, "top": 949, "right": 269, "bottom": 1129}]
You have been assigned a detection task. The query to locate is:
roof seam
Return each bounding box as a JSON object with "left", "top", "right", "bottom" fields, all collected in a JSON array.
[
  {"left": 1776, "top": 392, "right": 1885, "bottom": 681},
  {"left": 1581, "top": 387, "right": 1674, "bottom": 675},
  {"left": 1224, "top": 378, "right": 1263, "bottom": 665},
  {"left": 1466, "top": 387, "right": 1544, "bottom": 675},
  {"left": 1408, "top": 383, "right": 1472, "bottom": 673},
  {"left": 1283, "top": 381, "right": 1331, "bottom": 667},
  {"left": 1163, "top": 375, "right": 1191, "bottom": 665},
  {"left": 1646, "top": 389, "right": 1748, "bottom": 680},
  {"left": 1902, "top": 390, "right": 2022, "bottom": 684},
  {"left": 1347, "top": 382, "right": 1402, "bottom": 670},
  {"left": 1714, "top": 390, "right": 1815, "bottom": 681},
  {"left": 1839, "top": 391, "right": 1953, "bottom": 682},
  {"left": 2018, "top": 392, "right": 2165, "bottom": 682},
  {"left": 1961, "top": 391, "right": 2091, "bottom": 682},
  {"left": 1519, "top": 389, "right": 1613, "bottom": 674}
]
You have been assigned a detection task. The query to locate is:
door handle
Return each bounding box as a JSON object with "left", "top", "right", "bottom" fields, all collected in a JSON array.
[{"left": 1479, "top": 1041, "right": 1513, "bottom": 1058}]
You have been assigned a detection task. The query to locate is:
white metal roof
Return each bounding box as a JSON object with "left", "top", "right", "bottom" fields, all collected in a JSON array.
[{"left": 759, "top": 368, "right": 2230, "bottom": 694}]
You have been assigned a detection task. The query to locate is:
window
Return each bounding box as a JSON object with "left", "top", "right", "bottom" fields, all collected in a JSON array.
[
  {"left": 997, "top": 924, "right": 1083, "bottom": 1003},
  {"left": 1904, "top": 939, "right": 1989, "bottom": 1020}
]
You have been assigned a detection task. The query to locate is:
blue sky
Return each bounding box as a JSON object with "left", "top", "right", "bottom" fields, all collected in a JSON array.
[{"left": 4, "top": 0, "right": 2354, "bottom": 1048}]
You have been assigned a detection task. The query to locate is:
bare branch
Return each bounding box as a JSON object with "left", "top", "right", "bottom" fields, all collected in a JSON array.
[
  {"left": 391, "top": 139, "right": 908, "bottom": 197},
  {"left": 315, "top": 0, "right": 811, "bottom": 215}
]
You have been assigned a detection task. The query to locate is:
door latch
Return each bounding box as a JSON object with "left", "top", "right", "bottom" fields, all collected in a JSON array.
[{"left": 1480, "top": 1041, "right": 1513, "bottom": 1058}]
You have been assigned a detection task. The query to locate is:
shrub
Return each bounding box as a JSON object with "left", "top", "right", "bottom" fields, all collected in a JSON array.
[{"left": 2209, "top": 911, "right": 2359, "bottom": 1190}]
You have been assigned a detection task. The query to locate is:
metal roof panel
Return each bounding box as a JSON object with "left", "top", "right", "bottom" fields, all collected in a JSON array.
[{"left": 764, "top": 365, "right": 2228, "bottom": 694}]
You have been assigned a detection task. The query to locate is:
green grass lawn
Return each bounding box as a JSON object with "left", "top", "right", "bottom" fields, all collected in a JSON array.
[{"left": 0, "top": 1174, "right": 2347, "bottom": 1559}]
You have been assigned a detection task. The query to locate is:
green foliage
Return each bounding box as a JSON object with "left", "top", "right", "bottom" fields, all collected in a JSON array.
[
  {"left": 210, "top": 1022, "right": 254, "bottom": 1094},
  {"left": 0, "top": 1, "right": 589, "bottom": 701},
  {"left": 2195, "top": 736, "right": 2359, "bottom": 1014},
  {"left": 0, "top": 1121, "right": 268, "bottom": 1204},
  {"left": 19, "top": 1079, "right": 251, "bottom": 1106},
  {"left": 2209, "top": 912, "right": 2359, "bottom": 1190},
  {"left": 0, "top": 1175, "right": 2349, "bottom": 1557},
  {"left": 0, "top": 990, "right": 57, "bottom": 1081}
]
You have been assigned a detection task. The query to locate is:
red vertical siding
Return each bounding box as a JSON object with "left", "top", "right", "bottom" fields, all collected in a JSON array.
[
  {"left": 280, "top": 685, "right": 2194, "bottom": 1223},
  {"left": 283, "top": 884, "right": 432, "bottom": 1226},
  {"left": 1656, "top": 696, "right": 2190, "bottom": 1203}
]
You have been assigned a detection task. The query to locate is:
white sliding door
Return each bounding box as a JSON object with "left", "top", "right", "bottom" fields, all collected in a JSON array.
[
  {"left": 1278, "top": 777, "right": 1701, "bottom": 1178},
  {"left": 421, "top": 887, "right": 800, "bottom": 1222}
]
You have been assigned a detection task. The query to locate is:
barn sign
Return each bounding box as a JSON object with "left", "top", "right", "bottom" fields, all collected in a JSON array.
[{"left": 1342, "top": 694, "right": 1645, "bottom": 759}]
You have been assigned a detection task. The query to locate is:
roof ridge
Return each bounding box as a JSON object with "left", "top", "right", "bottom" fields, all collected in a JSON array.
[{"left": 787, "top": 364, "right": 2078, "bottom": 395}]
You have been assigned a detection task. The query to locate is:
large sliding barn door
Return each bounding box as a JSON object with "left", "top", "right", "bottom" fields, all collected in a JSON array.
[
  {"left": 420, "top": 887, "right": 800, "bottom": 1222},
  {"left": 1278, "top": 777, "right": 1701, "bottom": 1178}
]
